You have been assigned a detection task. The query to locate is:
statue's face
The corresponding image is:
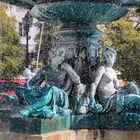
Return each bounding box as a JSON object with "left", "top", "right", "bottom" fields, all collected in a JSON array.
[
  {"left": 48, "top": 49, "right": 65, "bottom": 67},
  {"left": 104, "top": 49, "right": 116, "bottom": 66}
]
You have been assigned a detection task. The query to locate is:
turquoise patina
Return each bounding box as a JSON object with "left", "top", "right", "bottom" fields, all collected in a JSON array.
[
  {"left": 0, "top": 0, "right": 140, "bottom": 123},
  {"left": 88, "top": 47, "right": 140, "bottom": 123},
  {"left": 15, "top": 47, "right": 86, "bottom": 117}
]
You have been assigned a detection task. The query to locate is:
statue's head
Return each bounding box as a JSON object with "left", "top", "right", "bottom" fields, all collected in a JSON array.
[
  {"left": 103, "top": 47, "right": 116, "bottom": 67},
  {"left": 48, "top": 47, "right": 66, "bottom": 67}
]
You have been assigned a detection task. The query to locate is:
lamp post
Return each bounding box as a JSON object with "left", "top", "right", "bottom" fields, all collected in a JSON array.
[
  {"left": 23, "top": 12, "right": 33, "bottom": 68},
  {"left": 36, "top": 22, "right": 44, "bottom": 68}
]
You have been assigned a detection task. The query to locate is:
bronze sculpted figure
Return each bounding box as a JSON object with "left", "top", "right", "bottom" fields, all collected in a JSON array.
[
  {"left": 16, "top": 47, "right": 86, "bottom": 117},
  {"left": 89, "top": 47, "right": 140, "bottom": 123}
]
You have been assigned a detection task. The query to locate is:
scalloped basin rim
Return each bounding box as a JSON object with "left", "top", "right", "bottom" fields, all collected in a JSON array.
[
  {"left": 30, "top": 2, "right": 128, "bottom": 24},
  {"left": 0, "top": 0, "right": 140, "bottom": 9}
]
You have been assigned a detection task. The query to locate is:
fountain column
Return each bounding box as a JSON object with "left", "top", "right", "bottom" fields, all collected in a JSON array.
[{"left": 29, "top": 2, "right": 128, "bottom": 83}]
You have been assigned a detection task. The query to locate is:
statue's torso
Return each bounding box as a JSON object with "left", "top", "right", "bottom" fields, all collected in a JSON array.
[
  {"left": 97, "top": 67, "right": 117, "bottom": 103},
  {"left": 44, "top": 66, "right": 70, "bottom": 90}
]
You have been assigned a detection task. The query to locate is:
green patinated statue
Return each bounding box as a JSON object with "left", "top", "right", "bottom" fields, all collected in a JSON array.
[
  {"left": 1, "top": 0, "right": 140, "bottom": 123},
  {"left": 88, "top": 47, "right": 140, "bottom": 123},
  {"left": 16, "top": 47, "right": 86, "bottom": 118}
]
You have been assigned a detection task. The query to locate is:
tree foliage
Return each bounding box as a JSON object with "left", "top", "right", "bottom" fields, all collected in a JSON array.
[
  {"left": 0, "top": 4, "right": 23, "bottom": 79},
  {"left": 99, "top": 17, "right": 140, "bottom": 82},
  {"left": 31, "top": 21, "right": 60, "bottom": 68}
]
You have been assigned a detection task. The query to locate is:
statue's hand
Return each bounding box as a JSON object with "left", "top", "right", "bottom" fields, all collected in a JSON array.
[
  {"left": 88, "top": 99, "right": 96, "bottom": 108},
  {"left": 61, "top": 63, "right": 69, "bottom": 71},
  {"left": 88, "top": 100, "right": 103, "bottom": 113},
  {"left": 76, "top": 83, "right": 86, "bottom": 95},
  {"left": 26, "top": 81, "right": 32, "bottom": 89}
]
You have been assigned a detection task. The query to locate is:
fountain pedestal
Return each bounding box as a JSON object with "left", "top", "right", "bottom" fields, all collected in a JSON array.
[
  {"left": 9, "top": 114, "right": 70, "bottom": 134},
  {"left": 0, "top": 108, "right": 15, "bottom": 132},
  {"left": 0, "top": 0, "right": 140, "bottom": 140},
  {"left": 1, "top": 129, "right": 140, "bottom": 140}
]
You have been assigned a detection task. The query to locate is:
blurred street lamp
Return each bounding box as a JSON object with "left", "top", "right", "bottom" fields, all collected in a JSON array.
[
  {"left": 23, "top": 11, "right": 33, "bottom": 68},
  {"left": 36, "top": 22, "right": 44, "bottom": 68}
]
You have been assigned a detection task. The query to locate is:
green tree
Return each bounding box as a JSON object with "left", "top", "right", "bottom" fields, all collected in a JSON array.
[
  {"left": 0, "top": 4, "right": 23, "bottom": 79},
  {"left": 30, "top": 21, "right": 60, "bottom": 68},
  {"left": 100, "top": 17, "right": 140, "bottom": 82}
]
